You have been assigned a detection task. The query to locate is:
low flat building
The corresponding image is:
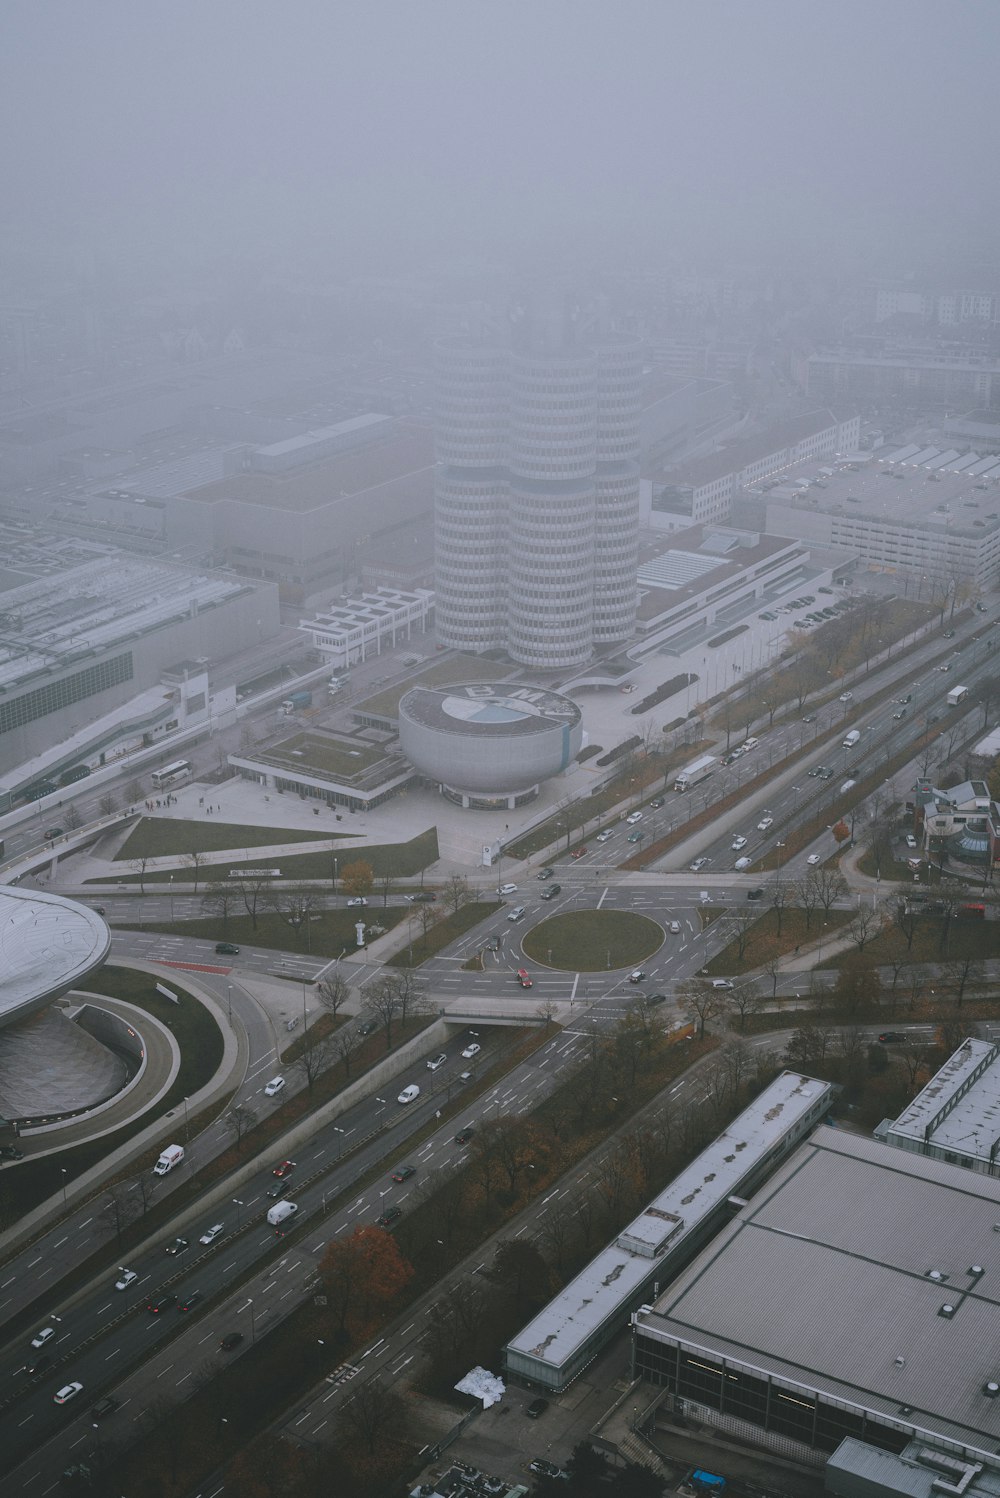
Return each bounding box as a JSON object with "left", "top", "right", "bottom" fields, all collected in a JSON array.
[
  {"left": 880, "top": 1038, "right": 1000, "bottom": 1175},
  {"left": 299, "top": 587, "right": 434, "bottom": 670},
  {"left": 631, "top": 1129, "right": 1000, "bottom": 1466},
  {"left": 503, "top": 1071, "right": 833, "bottom": 1392}
]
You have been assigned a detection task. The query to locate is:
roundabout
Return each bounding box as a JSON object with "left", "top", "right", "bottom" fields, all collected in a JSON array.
[{"left": 521, "top": 909, "right": 663, "bottom": 971}]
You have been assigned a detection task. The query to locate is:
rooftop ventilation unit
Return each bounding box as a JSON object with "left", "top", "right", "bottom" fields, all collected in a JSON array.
[{"left": 939, "top": 1304, "right": 957, "bottom": 1318}]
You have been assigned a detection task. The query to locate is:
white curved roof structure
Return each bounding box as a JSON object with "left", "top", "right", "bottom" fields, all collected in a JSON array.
[{"left": 0, "top": 887, "right": 111, "bottom": 1030}]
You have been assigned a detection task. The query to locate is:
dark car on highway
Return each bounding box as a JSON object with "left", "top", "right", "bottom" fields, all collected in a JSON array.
[
  {"left": 220, "top": 1332, "right": 243, "bottom": 1351},
  {"left": 377, "top": 1206, "right": 402, "bottom": 1228},
  {"left": 391, "top": 1165, "right": 415, "bottom": 1183}
]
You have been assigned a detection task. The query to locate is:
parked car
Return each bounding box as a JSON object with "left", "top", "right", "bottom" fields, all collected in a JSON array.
[
  {"left": 905, "top": 834, "right": 917, "bottom": 849},
  {"left": 526, "top": 1398, "right": 550, "bottom": 1419},
  {"left": 391, "top": 1165, "right": 415, "bottom": 1183},
  {"left": 426, "top": 1053, "right": 447, "bottom": 1071},
  {"left": 530, "top": 1459, "right": 570, "bottom": 1477},
  {"left": 264, "top": 1075, "right": 285, "bottom": 1097}
]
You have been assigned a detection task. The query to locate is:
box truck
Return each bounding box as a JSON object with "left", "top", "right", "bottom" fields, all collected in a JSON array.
[
  {"left": 947, "top": 685, "right": 969, "bottom": 706},
  {"left": 842, "top": 729, "right": 861, "bottom": 748},
  {"left": 153, "top": 1144, "right": 185, "bottom": 1176},
  {"left": 281, "top": 690, "right": 313, "bottom": 713},
  {"left": 673, "top": 754, "right": 717, "bottom": 792}
]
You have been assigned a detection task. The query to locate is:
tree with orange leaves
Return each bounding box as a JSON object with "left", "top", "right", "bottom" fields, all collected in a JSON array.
[{"left": 318, "top": 1224, "right": 414, "bottom": 1337}]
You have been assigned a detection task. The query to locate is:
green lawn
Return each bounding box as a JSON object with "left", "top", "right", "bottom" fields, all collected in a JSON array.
[
  {"left": 117, "top": 817, "right": 359, "bottom": 862},
  {"left": 117, "top": 905, "right": 409, "bottom": 957},
  {"left": 522, "top": 908, "right": 663, "bottom": 970},
  {"left": 99, "top": 827, "right": 440, "bottom": 884},
  {"left": 704, "top": 907, "right": 855, "bottom": 973}
]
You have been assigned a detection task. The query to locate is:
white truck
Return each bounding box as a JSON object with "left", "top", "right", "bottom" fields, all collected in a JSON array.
[
  {"left": 152, "top": 1144, "right": 185, "bottom": 1176},
  {"left": 947, "top": 685, "right": 969, "bottom": 706},
  {"left": 673, "top": 754, "right": 718, "bottom": 793},
  {"left": 842, "top": 729, "right": 861, "bottom": 748}
]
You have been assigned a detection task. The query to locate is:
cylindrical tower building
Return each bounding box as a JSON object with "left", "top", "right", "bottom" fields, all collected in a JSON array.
[
  {"left": 593, "top": 336, "right": 642, "bottom": 645},
  {"left": 434, "top": 338, "right": 509, "bottom": 652}
]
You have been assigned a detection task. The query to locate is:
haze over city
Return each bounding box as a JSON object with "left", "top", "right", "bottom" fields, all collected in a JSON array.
[{"left": 3, "top": 4, "right": 1000, "bottom": 1498}]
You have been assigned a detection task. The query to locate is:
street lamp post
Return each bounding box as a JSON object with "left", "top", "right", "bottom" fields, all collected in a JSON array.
[
  {"left": 242, "top": 1297, "right": 256, "bottom": 1343},
  {"left": 183, "top": 1095, "right": 190, "bottom": 1143},
  {"left": 60, "top": 1168, "right": 67, "bottom": 1206},
  {"left": 333, "top": 1125, "right": 346, "bottom": 1158},
  {"left": 233, "top": 1198, "right": 243, "bottom": 1231},
  {"left": 227, "top": 984, "right": 233, "bottom": 1023}
]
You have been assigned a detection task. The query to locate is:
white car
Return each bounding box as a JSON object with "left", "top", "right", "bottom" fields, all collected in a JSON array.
[
  {"left": 115, "top": 1268, "right": 138, "bottom": 1291},
  {"left": 628, "top": 970, "right": 646, "bottom": 984},
  {"left": 346, "top": 897, "right": 368, "bottom": 907},
  {"left": 264, "top": 1075, "right": 285, "bottom": 1097},
  {"left": 711, "top": 979, "right": 735, "bottom": 991},
  {"left": 838, "top": 691, "right": 853, "bottom": 703},
  {"left": 397, "top": 1084, "right": 421, "bottom": 1104},
  {"left": 461, "top": 1042, "right": 481, "bottom": 1059},
  {"left": 669, "top": 920, "right": 681, "bottom": 934},
  {"left": 199, "top": 1223, "right": 225, "bottom": 1245},
  {"left": 757, "top": 816, "right": 773, "bottom": 831},
  {"left": 499, "top": 883, "right": 518, "bottom": 895},
  {"left": 806, "top": 853, "right": 821, "bottom": 865},
  {"left": 731, "top": 836, "right": 748, "bottom": 851},
  {"left": 31, "top": 1327, "right": 55, "bottom": 1349},
  {"left": 905, "top": 834, "right": 918, "bottom": 849},
  {"left": 53, "top": 1382, "right": 83, "bottom": 1405},
  {"left": 426, "top": 1053, "right": 447, "bottom": 1071},
  {"left": 596, "top": 830, "right": 614, "bottom": 842},
  {"left": 626, "top": 811, "right": 643, "bottom": 825}
]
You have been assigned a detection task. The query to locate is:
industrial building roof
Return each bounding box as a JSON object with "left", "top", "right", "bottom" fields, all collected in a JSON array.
[
  {"left": 506, "top": 1072, "right": 832, "bottom": 1375},
  {"left": 637, "top": 1130, "right": 1000, "bottom": 1459},
  {"left": 182, "top": 425, "right": 434, "bottom": 511},
  {"left": 663, "top": 409, "right": 847, "bottom": 490},
  {"left": 887, "top": 1039, "right": 1000, "bottom": 1162},
  {"left": 0, "top": 556, "right": 255, "bottom": 694}
]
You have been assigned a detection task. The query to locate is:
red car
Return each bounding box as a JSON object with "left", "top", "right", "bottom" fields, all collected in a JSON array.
[
  {"left": 272, "top": 1159, "right": 296, "bottom": 1178},
  {"left": 570, "top": 847, "right": 588, "bottom": 860}
]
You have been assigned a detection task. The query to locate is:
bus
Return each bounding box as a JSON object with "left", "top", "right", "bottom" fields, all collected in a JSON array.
[{"left": 151, "top": 760, "right": 192, "bottom": 790}]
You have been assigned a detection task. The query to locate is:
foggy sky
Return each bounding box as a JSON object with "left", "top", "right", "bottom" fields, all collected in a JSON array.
[{"left": 3, "top": 0, "right": 999, "bottom": 281}]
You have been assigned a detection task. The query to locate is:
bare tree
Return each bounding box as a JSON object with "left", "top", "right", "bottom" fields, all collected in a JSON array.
[
  {"left": 201, "top": 884, "right": 240, "bottom": 937},
  {"left": 125, "top": 776, "right": 145, "bottom": 806},
  {"left": 798, "top": 874, "right": 821, "bottom": 932},
  {"left": 332, "top": 1026, "right": 360, "bottom": 1077},
  {"left": 226, "top": 1103, "right": 258, "bottom": 1151},
  {"left": 728, "top": 907, "right": 760, "bottom": 963},
  {"left": 806, "top": 866, "right": 849, "bottom": 913},
  {"left": 362, "top": 976, "right": 402, "bottom": 1049},
  {"left": 238, "top": 873, "right": 272, "bottom": 931},
  {"left": 677, "top": 978, "right": 725, "bottom": 1039},
  {"left": 943, "top": 954, "right": 976, "bottom": 1006},
  {"left": 63, "top": 802, "right": 83, "bottom": 830},
  {"left": 726, "top": 981, "right": 764, "bottom": 1032},
  {"left": 442, "top": 873, "right": 472, "bottom": 916},
  {"left": 131, "top": 856, "right": 152, "bottom": 895},
  {"left": 848, "top": 905, "right": 885, "bottom": 952},
  {"left": 338, "top": 1376, "right": 402, "bottom": 1456},
  {"left": 761, "top": 955, "right": 782, "bottom": 999},
  {"left": 296, "top": 1025, "right": 332, "bottom": 1092},
  {"left": 99, "top": 791, "right": 118, "bottom": 817},
  {"left": 185, "top": 848, "right": 207, "bottom": 894},
  {"left": 102, "top": 1183, "right": 140, "bottom": 1248},
  {"left": 316, "top": 969, "right": 351, "bottom": 1022}
]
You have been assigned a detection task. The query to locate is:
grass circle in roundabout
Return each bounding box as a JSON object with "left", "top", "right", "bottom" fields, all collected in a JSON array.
[{"left": 521, "top": 909, "right": 663, "bottom": 972}]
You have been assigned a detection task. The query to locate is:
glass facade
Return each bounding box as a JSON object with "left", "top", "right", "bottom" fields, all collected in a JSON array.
[{"left": 0, "top": 653, "right": 134, "bottom": 738}]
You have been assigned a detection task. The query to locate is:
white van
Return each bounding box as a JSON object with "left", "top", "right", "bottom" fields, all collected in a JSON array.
[
  {"left": 153, "top": 1144, "right": 184, "bottom": 1176},
  {"left": 734, "top": 857, "right": 751, "bottom": 871},
  {"left": 266, "top": 1200, "right": 298, "bottom": 1229}
]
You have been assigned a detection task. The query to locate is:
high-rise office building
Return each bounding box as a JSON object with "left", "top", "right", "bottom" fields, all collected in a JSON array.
[{"left": 434, "top": 315, "right": 641, "bottom": 669}]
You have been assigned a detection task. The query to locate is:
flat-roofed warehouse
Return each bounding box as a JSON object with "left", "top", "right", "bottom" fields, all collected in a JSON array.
[{"left": 631, "top": 1129, "right": 1000, "bottom": 1465}]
